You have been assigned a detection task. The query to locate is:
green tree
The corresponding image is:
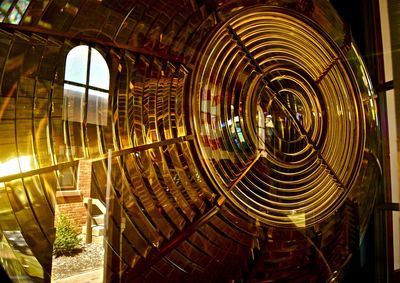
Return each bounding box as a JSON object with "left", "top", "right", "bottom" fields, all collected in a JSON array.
[{"left": 53, "top": 214, "right": 81, "bottom": 257}]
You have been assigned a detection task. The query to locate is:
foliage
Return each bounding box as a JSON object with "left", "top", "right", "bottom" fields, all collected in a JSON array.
[{"left": 53, "top": 214, "right": 81, "bottom": 257}]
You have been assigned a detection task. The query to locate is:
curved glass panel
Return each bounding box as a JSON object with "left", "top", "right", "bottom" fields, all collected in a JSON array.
[
  {"left": 0, "top": 1, "right": 382, "bottom": 282},
  {"left": 193, "top": 6, "right": 365, "bottom": 228}
]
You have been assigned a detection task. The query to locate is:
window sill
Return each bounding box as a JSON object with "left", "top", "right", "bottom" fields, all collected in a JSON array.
[{"left": 56, "top": 189, "right": 82, "bottom": 198}]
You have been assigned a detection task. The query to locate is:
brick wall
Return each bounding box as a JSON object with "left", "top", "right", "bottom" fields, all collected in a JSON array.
[
  {"left": 55, "top": 160, "right": 92, "bottom": 230},
  {"left": 55, "top": 202, "right": 87, "bottom": 228},
  {"left": 76, "top": 159, "right": 92, "bottom": 197}
]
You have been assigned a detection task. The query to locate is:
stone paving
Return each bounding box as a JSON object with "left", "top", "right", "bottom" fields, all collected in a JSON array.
[{"left": 53, "top": 268, "right": 103, "bottom": 283}]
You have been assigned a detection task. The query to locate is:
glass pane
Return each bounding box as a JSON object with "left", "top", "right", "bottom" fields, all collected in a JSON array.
[
  {"left": 87, "top": 89, "right": 108, "bottom": 126},
  {"left": 16, "top": 0, "right": 30, "bottom": 12},
  {"left": 2, "top": 230, "right": 43, "bottom": 279},
  {"left": 89, "top": 48, "right": 109, "bottom": 90},
  {"left": 57, "top": 167, "right": 75, "bottom": 190},
  {"left": 0, "top": 184, "right": 32, "bottom": 281},
  {"left": 65, "top": 45, "right": 88, "bottom": 84},
  {"left": 0, "top": 121, "right": 17, "bottom": 163},
  {"left": 2, "top": 0, "right": 31, "bottom": 24},
  {"left": 0, "top": 232, "right": 30, "bottom": 280},
  {"left": 0, "top": 156, "right": 32, "bottom": 179},
  {"left": 23, "top": 175, "right": 54, "bottom": 241},
  {"left": 0, "top": 1, "right": 13, "bottom": 21},
  {"left": 63, "top": 83, "right": 84, "bottom": 123},
  {"left": 8, "top": 7, "right": 21, "bottom": 24},
  {"left": 4, "top": 179, "right": 47, "bottom": 280}
]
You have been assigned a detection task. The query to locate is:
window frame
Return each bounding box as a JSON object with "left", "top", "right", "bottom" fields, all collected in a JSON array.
[{"left": 63, "top": 45, "right": 110, "bottom": 126}]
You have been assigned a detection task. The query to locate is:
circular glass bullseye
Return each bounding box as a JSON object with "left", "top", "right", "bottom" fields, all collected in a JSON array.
[{"left": 192, "top": 6, "right": 365, "bottom": 227}]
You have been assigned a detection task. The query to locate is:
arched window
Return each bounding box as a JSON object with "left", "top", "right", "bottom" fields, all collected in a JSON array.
[{"left": 63, "top": 45, "right": 109, "bottom": 126}]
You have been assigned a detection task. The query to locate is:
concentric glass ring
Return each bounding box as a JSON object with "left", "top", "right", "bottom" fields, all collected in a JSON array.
[{"left": 192, "top": 6, "right": 365, "bottom": 227}]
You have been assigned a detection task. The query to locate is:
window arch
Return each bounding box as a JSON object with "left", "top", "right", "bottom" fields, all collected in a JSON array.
[{"left": 63, "top": 45, "right": 109, "bottom": 126}]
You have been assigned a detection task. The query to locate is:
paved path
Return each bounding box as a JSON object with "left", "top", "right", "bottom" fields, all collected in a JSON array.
[{"left": 53, "top": 268, "right": 103, "bottom": 283}]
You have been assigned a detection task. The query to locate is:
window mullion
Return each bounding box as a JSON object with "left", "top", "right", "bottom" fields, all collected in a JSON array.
[
  {"left": 64, "top": 80, "right": 86, "bottom": 88},
  {"left": 84, "top": 47, "right": 91, "bottom": 124},
  {"left": 65, "top": 80, "right": 108, "bottom": 93}
]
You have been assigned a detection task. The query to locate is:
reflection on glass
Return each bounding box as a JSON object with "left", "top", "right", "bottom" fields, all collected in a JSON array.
[
  {"left": 0, "top": 1, "right": 382, "bottom": 282},
  {"left": 57, "top": 167, "right": 76, "bottom": 190},
  {"left": 0, "top": 233, "right": 30, "bottom": 281},
  {"left": 89, "top": 49, "right": 110, "bottom": 90},
  {"left": 63, "top": 45, "right": 109, "bottom": 126},
  {"left": 8, "top": 6, "right": 22, "bottom": 24},
  {"left": 65, "top": 46, "right": 88, "bottom": 85},
  {"left": 0, "top": 156, "right": 32, "bottom": 186},
  {"left": 0, "top": 1, "right": 13, "bottom": 20},
  {"left": 2, "top": 231, "right": 43, "bottom": 280},
  {"left": 0, "top": 0, "right": 30, "bottom": 24},
  {"left": 16, "top": 0, "right": 29, "bottom": 11},
  {"left": 62, "top": 84, "right": 84, "bottom": 123},
  {"left": 87, "top": 89, "right": 108, "bottom": 126},
  {"left": 193, "top": 6, "right": 367, "bottom": 229}
]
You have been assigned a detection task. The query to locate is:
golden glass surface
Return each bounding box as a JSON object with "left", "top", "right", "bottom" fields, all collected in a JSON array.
[
  {"left": 192, "top": 6, "right": 366, "bottom": 228},
  {"left": 0, "top": 0, "right": 382, "bottom": 282}
]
